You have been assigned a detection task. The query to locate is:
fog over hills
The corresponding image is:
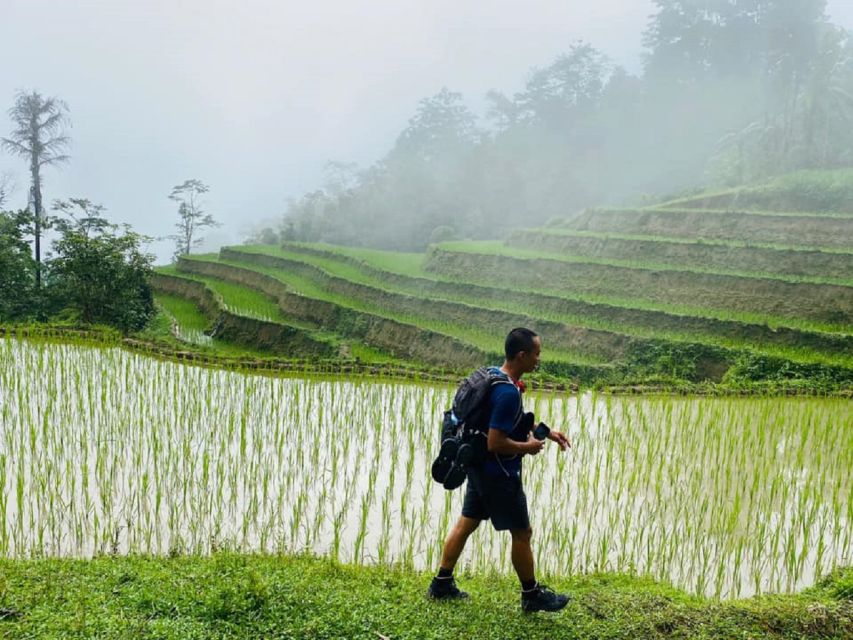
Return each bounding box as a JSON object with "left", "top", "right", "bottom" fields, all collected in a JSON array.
[{"left": 1, "top": 1, "right": 852, "bottom": 262}]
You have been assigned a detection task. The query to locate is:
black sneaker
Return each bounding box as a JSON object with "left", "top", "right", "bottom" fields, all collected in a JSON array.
[
  {"left": 427, "top": 576, "right": 469, "bottom": 600},
  {"left": 431, "top": 438, "right": 460, "bottom": 484},
  {"left": 442, "top": 443, "right": 472, "bottom": 490},
  {"left": 521, "top": 584, "right": 570, "bottom": 613}
]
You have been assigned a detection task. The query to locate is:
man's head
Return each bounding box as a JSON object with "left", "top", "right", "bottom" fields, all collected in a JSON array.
[{"left": 504, "top": 327, "right": 541, "bottom": 375}]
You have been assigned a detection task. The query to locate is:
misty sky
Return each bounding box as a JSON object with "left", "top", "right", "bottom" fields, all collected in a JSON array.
[{"left": 2, "top": 1, "right": 853, "bottom": 263}]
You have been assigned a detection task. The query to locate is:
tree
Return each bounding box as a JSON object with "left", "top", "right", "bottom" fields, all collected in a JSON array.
[
  {"left": 0, "top": 209, "right": 36, "bottom": 320},
  {"left": 513, "top": 42, "right": 611, "bottom": 127},
  {"left": 51, "top": 198, "right": 112, "bottom": 237},
  {"left": 392, "top": 88, "right": 479, "bottom": 163},
  {"left": 48, "top": 199, "right": 154, "bottom": 332},
  {"left": 709, "top": 19, "right": 850, "bottom": 182},
  {"left": 0, "top": 172, "right": 14, "bottom": 207},
  {"left": 167, "top": 179, "right": 219, "bottom": 260},
  {"left": 1, "top": 91, "right": 71, "bottom": 289}
]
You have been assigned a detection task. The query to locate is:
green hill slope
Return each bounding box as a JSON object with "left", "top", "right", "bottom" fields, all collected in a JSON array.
[{"left": 148, "top": 179, "right": 853, "bottom": 391}]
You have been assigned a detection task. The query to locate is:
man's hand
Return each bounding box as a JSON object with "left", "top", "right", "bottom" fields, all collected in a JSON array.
[
  {"left": 547, "top": 430, "right": 571, "bottom": 451},
  {"left": 524, "top": 437, "right": 545, "bottom": 456}
]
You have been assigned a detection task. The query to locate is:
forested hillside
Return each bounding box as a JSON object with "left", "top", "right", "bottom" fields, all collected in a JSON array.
[{"left": 258, "top": 1, "right": 853, "bottom": 250}]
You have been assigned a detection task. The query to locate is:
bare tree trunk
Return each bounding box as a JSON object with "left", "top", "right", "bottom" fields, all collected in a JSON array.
[
  {"left": 30, "top": 150, "right": 42, "bottom": 290},
  {"left": 184, "top": 218, "right": 192, "bottom": 256}
]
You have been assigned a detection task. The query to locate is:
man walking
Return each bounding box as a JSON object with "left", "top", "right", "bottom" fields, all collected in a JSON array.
[{"left": 427, "top": 328, "right": 572, "bottom": 612}]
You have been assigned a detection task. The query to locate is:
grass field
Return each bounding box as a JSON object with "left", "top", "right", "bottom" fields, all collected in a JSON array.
[{"left": 0, "top": 554, "right": 850, "bottom": 639}]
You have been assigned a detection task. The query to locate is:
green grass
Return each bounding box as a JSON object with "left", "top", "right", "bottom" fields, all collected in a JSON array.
[
  {"left": 134, "top": 309, "right": 275, "bottom": 359},
  {"left": 169, "top": 257, "right": 284, "bottom": 321},
  {"left": 251, "top": 244, "right": 851, "bottom": 339},
  {"left": 155, "top": 266, "right": 410, "bottom": 366},
  {"left": 228, "top": 245, "right": 853, "bottom": 369},
  {"left": 248, "top": 243, "right": 847, "bottom": 331},
  {"left": 426, "top": 245, "right": 853, "bottom": 334},
  {"left": 0, "top": 554, "right": 849, "bottom": 639},
  {"left": 658, "top": 168, "right": 853, "bottom": 215},
  {"left": 155, "top": 293, "right": 211, "bottom": 332},
  {"left": 518, "top": 227, "right": 853, "bottom": 255},
  {"left": 579, "top": 206, "right": 853, "bottom": 220},
  {"left": 435, "top": 240, "right": 853, "bottom": 287},
  {"left": 285, "top": 242, "right": 429, "bottom": 277}
]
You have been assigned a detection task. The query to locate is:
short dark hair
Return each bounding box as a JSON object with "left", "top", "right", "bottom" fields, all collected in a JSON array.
[{"left": 505, "top": 327, "right": 539, "bottom": 360}]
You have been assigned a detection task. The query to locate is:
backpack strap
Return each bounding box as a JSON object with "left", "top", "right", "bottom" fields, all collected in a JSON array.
[{"left": 485, "top": 367, "right": 524, "bottom": 475}]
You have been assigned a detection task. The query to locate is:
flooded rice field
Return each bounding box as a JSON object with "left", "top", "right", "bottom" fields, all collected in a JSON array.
[{"left": 0, "top": 337, "right": 849, "bottom": 598}]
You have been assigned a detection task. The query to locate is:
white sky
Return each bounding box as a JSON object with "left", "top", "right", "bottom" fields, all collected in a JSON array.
[{"left": 2, "top": 0, "right": 852, "bottom": 262}]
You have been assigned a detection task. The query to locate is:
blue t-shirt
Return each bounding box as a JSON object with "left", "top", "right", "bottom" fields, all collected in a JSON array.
[{"left": 482, "top": 368, "right": 526, "bottom": 477}]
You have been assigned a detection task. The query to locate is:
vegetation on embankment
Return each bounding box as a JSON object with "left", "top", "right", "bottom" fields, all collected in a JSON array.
[
  {"left": 0, "top": 324, "right": 465, "bottom": 386},
  {"left": 564, "top": 207, "right": 853, "bottom": 248},
  {"left": 183, "top": 249, "right": 853, "bottom": 388},
  {"left": 506, "top": 229, "right": 853, "bottom": 280},
  {"left": 138, "top": 176, "right": 853, "bottom": 393},
  {"left": 0, "top": 554, "right": 850, "bottom": 639},
  {"left": 237, "top": 244, "right": 853, "bottom": 365},
  {"left": 151, "top": 271, "right": 339, "bottom": 357},
  {"left": 426, "top": 244, "right": 853, "bottom": 327},
  {"left": 657, "top": 169, "right": 853, "bottom": 214},
  {"left": 146, "top": 243, "right": 853, "bottom": 392},
  {"left": 170, "top": 252, "right": 612, "bottom": 379},
  {"left": 166, "top": 258, "right": 499, "bottom": 372},
  {"left": 187, "top": 252, "right": 654, "bottom": 366}
]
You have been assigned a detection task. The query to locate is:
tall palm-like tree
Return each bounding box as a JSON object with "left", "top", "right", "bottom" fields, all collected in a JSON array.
[{"left": 1, "top": 91, "right": 71, "bottom": 288}]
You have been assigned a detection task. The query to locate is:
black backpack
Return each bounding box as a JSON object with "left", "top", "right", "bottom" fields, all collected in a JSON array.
[{"left": 431, "top": 367, "right": 514, "bottom": 490}]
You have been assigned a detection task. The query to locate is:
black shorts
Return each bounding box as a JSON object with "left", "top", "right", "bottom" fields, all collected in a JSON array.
[{"left": 461, "top": 467, "right": 530, "bottom": 531}]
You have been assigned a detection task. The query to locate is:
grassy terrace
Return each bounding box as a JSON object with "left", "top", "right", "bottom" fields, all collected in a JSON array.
[
  {"left": 155, "top": 292, "right": 215, "bottom": 346},
  {"left": 655, "top": 168, "right": 853, "bottom": 214},
  {"left": 562, "top": 207, "right": 853, "bottom": 248},
  {"left": 184, "top": 253, "right": 638, "bottom": 367},
  {"left": 427, "top": 243, "right": 853, "bottom": 328},
  {"left": 154, "top": 265, "right": 402, "bottom": 365},
  {"left": 598, "top": 206, "right": 853, "bottom": 219},
  {"left": 507, "top": 229, "right": 853, "bottom": 280},
  {"left": 176, "top": 253, "right": 610, "bottom": 370},
  {"left": 228, "top": 244, "right": 853, "bottom": 368},
  {"left": 142, "top": 306, "right": 276, "bottom": 360},
  {"left": 273, "top": 241, "right": 850, "bottom": 336},
  {"left": 157, "top": 263, "right": 283, "bottom": 321},
  {"left": 156, "top": 293, "right": 210, "bottom": 333},
  {"left": 511, "top": 227, "right": 853, "bottom": 254},
  {"left": 436, "top": 240, "right": 853, "bottom": 287}
]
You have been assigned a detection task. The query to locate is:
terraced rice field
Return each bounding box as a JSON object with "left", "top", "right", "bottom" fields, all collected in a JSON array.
[
  {"left": 150, "top": 200, "right": 852, "bottom": 389},
  {"left": 1, "top": 337, "right": 849, "bottom": 599}
]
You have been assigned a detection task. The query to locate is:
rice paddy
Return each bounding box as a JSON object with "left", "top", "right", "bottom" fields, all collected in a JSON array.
[
  {"left": 1, "top": 337, "right": 849, "bottom": 600},
  {"left": 218, "top": 245, "right": 853, "bottom": 369},
  {"left": 156, "top": 293, "right": 214, "bottom": 346}
]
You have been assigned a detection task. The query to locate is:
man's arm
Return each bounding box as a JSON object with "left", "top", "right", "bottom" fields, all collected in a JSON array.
[
  {"left": 547, "top": 430, "right": 571, "bottom": 451},
  {"left": 488, "top": 428, "right": 543, "bottom": 456}
]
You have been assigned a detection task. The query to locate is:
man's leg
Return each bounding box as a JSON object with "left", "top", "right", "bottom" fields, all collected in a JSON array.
[
  {"left": 510, "top": 526, "right": 570, "bottom": 612},
  {"left": 439, "top": 516, "right": 481, "bottom": 571},
  {"left": 428, "top": 516, "right": 480, "bottom": 599},
  {"left": 509, "top": 526, "right": 535, "bottom": 583}
]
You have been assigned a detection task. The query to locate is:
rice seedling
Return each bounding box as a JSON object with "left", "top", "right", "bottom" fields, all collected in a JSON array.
[{"left": 0, "top": 336, "right": 849, "bottom": 598}]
